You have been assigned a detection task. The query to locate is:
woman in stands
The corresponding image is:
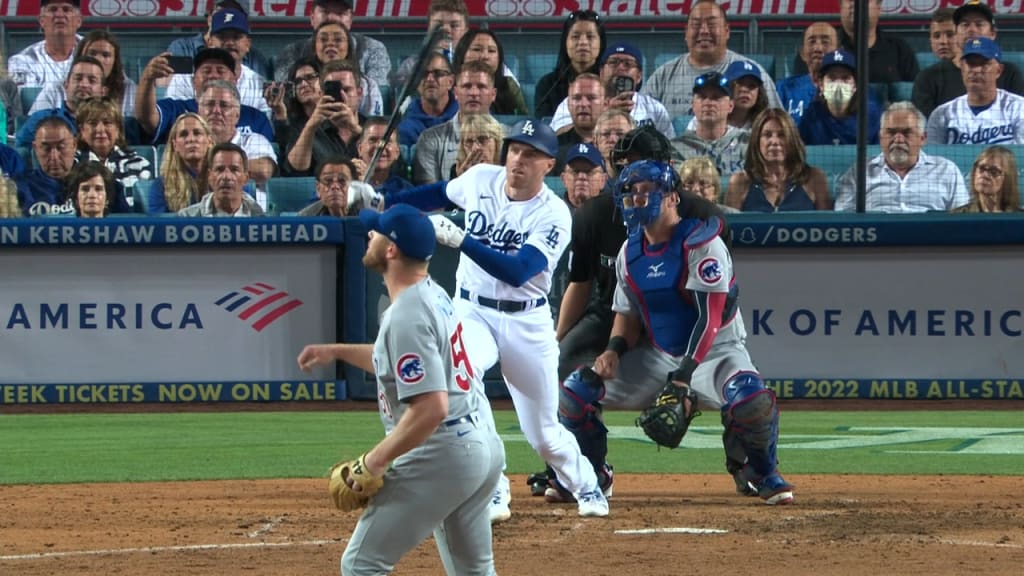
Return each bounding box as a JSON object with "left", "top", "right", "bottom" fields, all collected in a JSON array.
[
  {"left": 66, "top": 161, "right": 115, "bottom": 219},
  {"left": 311, "top": 21, "right": 383, "bottom": 116},
  {"left": 534, "top": 9, "right": 607, "bottom": 118},
  {"left": 798, "top": 49, "right": 880, "bottom": 146},
  {"left": 452, "top": 29, "right": 528, "bottom": 116},
  {"left": 725, "top": 59, "right": 768, "bottom": 130},
  {"left": 31, "top": 30, "right": 136, "bottom": 118},
  {"left": 75, "top": 97, "right": 152, "bottom": 206},
  {"left": 680, "top": 156, "right": 739, "bottom": 213},
  {"left": 146, "top": 113, "right": 214, "bottom": 213},
  {"left": 451, "top": 113, "right": 504, "bottom": 178},
  {"left": 271, "top": 58, "right": 322, "bottom": 159},
  {"left": 953, "top": 146, "right": 1021, "bottom": 213},
  {"left": 726, "top": 108, "right": 832, "bottom": 211}
]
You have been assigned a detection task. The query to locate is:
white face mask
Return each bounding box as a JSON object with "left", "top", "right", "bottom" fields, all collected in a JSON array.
[{"left": 823, "top": 80, "right": 855, "bottom": 115}]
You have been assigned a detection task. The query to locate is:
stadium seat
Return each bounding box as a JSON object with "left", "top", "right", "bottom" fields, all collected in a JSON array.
[
  {"left": 653, "top": 52, "right": 678, "bottom": 70},
  {"left": 134, "top": 145, "right": 159, "bottom": 178},
  {"left": 747, "top": 54, "right": 777, "bottom": 79},
  {"left": 132, "top": 179, "right": 153, "bottom": 213},
  {"left": 889, "top": 82, "right": 914, "bottom": 103},
  {"left": 504, "top": 53, "right": 520, "bottom": 79},
  {"left": 19, "top": 87, "right": 43, "bottom": 113},
  {"left": 266, "top": 177, "right": 317, "bottom": 215},
  {"left": 916, "top": 51, "right": 939, "bottom": 72},
  {"left": 493, "top": 114, "right": 526, "bottom": 126},
  {"left": 672, "top": 115, "right": 693, "bottom": 135},
  {"left": 524, "top": 53, "right": 557, "bottom": 84},
  {"left": 521, "top": 83, "right": 537, "bottom": 116},
  {"left": 544, "top": 175, "right": 566, "bottom": 198},
  {"left": 1000, "top": 52, "right": 1024, "bottom": 74}
]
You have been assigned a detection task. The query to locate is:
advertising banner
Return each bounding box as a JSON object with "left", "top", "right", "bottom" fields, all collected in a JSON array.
[
  {"left": 5, "top": 0, "right": 1024, "bottom": 20},
  {"left": 0, "top": 246, "right": 338, "bottom": 390}
]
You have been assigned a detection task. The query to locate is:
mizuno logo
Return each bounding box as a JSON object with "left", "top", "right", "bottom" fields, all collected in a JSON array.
[{"left": 214, "top": 282, "right": 303, "bottom": 332}]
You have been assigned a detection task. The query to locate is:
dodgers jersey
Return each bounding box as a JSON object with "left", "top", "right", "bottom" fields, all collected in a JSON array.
[
  {"left": 612, "top": 221, "right": 746, "bottom": 358},
  {"left": 926, "top": 89, "right": 1024, "bottom": 145},
  {"left": 372, "top": 277, "right": 484, "bottom": 435},
  {"left": 446, "top": 164, "right": 572, "bottom": 301}
]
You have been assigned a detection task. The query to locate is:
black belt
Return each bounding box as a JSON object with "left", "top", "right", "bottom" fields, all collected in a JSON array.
[
  {"left": 441, "top": 411, "right": 480, "bottom": 430},
  {"left": 460, "top": 288, "right": 546, "bottom": 313}
]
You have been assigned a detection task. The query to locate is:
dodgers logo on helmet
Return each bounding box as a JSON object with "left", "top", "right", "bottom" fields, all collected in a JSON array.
[
  {"left": 697, "top": 257, "right": 723, "bottom": 285},
  {"left": 396, "top": 353, "right": 426, "bottom": 385}
]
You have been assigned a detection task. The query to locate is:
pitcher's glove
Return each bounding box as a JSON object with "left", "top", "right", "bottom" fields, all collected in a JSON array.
[
  {"left": 327, "top": 453, "right": 384, "bottom": 512},
  {"left": 636, "top": 379, "right": 701, "bottom": 449}
]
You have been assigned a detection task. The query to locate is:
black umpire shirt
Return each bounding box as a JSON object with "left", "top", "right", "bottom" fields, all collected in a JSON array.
[{"left": 568, "top": 191, "right": 731, "bottom": 313}]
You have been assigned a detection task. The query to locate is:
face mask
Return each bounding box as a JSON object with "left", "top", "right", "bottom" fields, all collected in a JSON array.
[{"left": 823, "top": 80, "right": 855, "bottom": 115}]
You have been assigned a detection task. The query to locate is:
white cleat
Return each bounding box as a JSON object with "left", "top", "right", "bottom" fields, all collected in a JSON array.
[
  {"left": 576, "top": 488, "right": 609, "bottom": 518},
  {"left": 489, "top": 475, "right": 512, "bottom": 524}
]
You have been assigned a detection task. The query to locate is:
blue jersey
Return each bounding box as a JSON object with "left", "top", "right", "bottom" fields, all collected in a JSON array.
[
  {"left": 776, "top": 74, "right": 816, "bottom": 126},
  {"left": 798, "top": 98, "right": 881, "bottom": 146}
]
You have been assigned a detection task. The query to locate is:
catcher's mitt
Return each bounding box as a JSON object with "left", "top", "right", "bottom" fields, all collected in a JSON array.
[
  {"left": 327, "top": 453, "right": 384, "bottom": 512},
  {"left": 636, "top": 380, "right": 701, "bottom": 449}
]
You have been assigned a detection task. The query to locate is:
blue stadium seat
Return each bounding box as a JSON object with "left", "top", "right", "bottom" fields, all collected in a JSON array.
[
  {"left": 916, "top": 52, "right": 939, "bottom": 71},
  {"left": 653, "top": 52, "right": 678, "bottom": 70},
  {"left": 521, "top": 83, "right": 537, "bottom": 116},
  {"left": 134, "top": 145, "right": 159, "bottom": 178},
  {"left": 1000, "top": 52, "right": 1024, "bottom": 74},
  {"left": 524, "top": 53, "right": 557, "bottom": 84},
  {"left": 889, "top": 82, "right": 914, "bottom": 103},
  {"left": 132, "top": 179, "right": 153, "bottom": 214},
  {"left": 747, "top": 54, "right": 777, "bottom": 79},
  {"left": 544, "top": 175, "right": 566, "bottom": 198},
  {"left": 805, "top": 144, "right": 858, "bottom": 198},
  {"left": 672, "top": 115, "right": 693, "bottom": 135},
  {"left": 504, "top": 53, "right": 520, "bottom": 79},
  {"left": 19, "top": 87, "right": 43, "bottom": 113},
  {"left": 266, "top": 177, "right": 317, "bottom": 215},
  {"left": 493, "top": 114, "right": 527, "bottom": 126}
]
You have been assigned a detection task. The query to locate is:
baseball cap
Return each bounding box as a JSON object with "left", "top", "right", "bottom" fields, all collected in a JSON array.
[
  {"left": 600, "top": 42, "right": 643, "bottom": 68},
  {"left": 564, "top": 142, "right": 606, "bottom": 171},
  {"left": 194, "top": 47, "right": 236, "bottom": 72},
  {"left": 962, "top": 36, "right": 1002, "bottom": 61},
  {"left": 725, "top": 59, "right": 763, "bottom": 84},
  {"left": 693, "top": 71, "right": 731, "bottom": 97},
  {"left": 502, "top": 119, "right": 558, "bottom": 160},
  {"left": 314, "top": 0, "right": 354, "bottom": 10},
  {"left": 32, "top": 108, "right": 78, "bottom": 136},
  {"left": 819, "top": 50, "right": 856, "bottom": 74},
  {"left": 953, "top": 0, "right": 995, "bottom": 26},
  {"left": 214, "top": 0, "right": 249, "bottom": 14},
  {"left": 358, "top": 204, "right": 436, "bottom": 262},
  {"left": 40, "top": 0, "right": 80, "bottom": 6},
  {"left": 211, "top": 8, "right": 249, "bottom": 35}
]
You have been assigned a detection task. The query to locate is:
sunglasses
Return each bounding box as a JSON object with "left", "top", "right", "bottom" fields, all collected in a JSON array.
[{"left": 568, "top": 9, "right": 601, "bottom": 23}]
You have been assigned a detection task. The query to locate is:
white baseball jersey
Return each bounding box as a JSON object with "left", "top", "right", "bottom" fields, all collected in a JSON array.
[
  {"left": 445, "top": 164, "right": 572, "bottom": 302},
  {"left": 7, "top": 37, "right": 82, "bottom": 88},
  {"left": 926, "top": 89, "right": 1024, "bottom": 145}
]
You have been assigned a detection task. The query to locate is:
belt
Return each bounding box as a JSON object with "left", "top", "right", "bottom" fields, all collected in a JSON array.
[
  {"left": 460, "top": 288, "right": 546, "bottom": 313},
  {"left": 439, "top": 410, "right": 480, "bottom": 432}
]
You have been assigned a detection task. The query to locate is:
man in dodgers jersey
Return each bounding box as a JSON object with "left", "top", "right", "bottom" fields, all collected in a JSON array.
[
  {"left": 926, "top": 37, "right": 1024, "bottom": 145},
  {"left": 350, "top": 119, "right": 610, "bottom": 521},
  {"left": 297, "top": 204, "right": 504, "bottom": 575},
  {"left": 558, "top": 160, "right": 795, "bottom": 506}
]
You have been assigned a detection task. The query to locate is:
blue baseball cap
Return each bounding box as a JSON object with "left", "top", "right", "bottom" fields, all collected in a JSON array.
[
  {"left": 962, "top": 37, "right": 1002, "bottom": 62},
  {"left": 725, "top": 59, "right": 763, "bottom": 84},
  {"left": 693, "top": 71, "right": 731, "bottom": 97},
  {"left": 564, "top": 142, "right": 605, "bottom": 171},
  {"left": 600, "top": 42, "right": 643, "bottom": 69},
  {"left": 211, "top": 8, "right": 249, "bottom": 35},
  {"left": 358, "top": 204, "right": 436, "bottom": 261},
  {"left": 820, "top": 50, "right": 856, "bottom": 74},
  {"left": 502, "top": 119, "right": 558, "bottom": 160}
]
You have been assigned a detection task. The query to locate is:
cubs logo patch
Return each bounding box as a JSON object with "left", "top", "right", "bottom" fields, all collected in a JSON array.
[
  {"left": 396, "top": 353, "right": 425, "bottom": 385},
  {"left": 697, "top": 257, "right": 723, "bottom": 285}
]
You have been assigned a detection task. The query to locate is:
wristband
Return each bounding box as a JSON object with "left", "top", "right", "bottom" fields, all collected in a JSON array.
[
  {"left": 670, "top": 356, "right": 699, "bottom": 383},
  {"left": 606, "top": 336, "right": 628, "bottom": 357}
]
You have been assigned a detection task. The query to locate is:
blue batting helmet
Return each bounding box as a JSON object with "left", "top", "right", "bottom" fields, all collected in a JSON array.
[
  {"left": 500, "top": 118, "right": 558, "bottom": 163},
  {"left": 613, "top": 160, "right": 677, "bottom": 235}
]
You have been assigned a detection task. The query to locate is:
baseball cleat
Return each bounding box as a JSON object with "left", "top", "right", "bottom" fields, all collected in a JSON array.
[
  {"left": 576, "top": 488, "right": 609, "bottom": 517},
  {"left": 732, "top": 470, "right": 759, "bottom": 497},
  {"left": 756, "top": 473, "right": 795, "bottom": 506},
  {"left": 489, "top": 475, "right": 512, "bottom": 523},
  {"left": 543, "top": 465, "right": 613, "bottom": 503}
]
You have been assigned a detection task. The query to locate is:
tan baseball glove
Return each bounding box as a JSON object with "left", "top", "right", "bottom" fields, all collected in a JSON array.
[{"left": 327, "top": 453, "right": 384, "bottom": 512}]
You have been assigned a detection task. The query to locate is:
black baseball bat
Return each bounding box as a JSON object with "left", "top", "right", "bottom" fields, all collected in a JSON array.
[{"left": 363, "top": 25, "right": 444, "bottom": 183}]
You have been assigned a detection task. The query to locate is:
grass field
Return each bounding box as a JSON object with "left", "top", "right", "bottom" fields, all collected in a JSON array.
[{"left": 1, "top": 409, "right": 1022, "bottom": 484}]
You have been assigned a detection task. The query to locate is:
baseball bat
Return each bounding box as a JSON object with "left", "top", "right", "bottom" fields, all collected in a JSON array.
[{"left": 363, "top": 25, "right": 444, "bottom": 183}]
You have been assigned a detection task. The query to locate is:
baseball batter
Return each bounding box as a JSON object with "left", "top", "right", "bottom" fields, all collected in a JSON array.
[
  {"left": 297, "top": 204, "right": 504, "bottom": 575},
  {"left": 557, "top": 160, "right": 795, "bottom": 506},
  {"left": 350, "top": 119, "right": 609, "bottom": 522}
]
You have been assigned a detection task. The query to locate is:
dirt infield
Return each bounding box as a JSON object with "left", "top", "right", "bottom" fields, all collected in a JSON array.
[{"left": 1, "top": 473, "right": 1021, "bottom": 576}]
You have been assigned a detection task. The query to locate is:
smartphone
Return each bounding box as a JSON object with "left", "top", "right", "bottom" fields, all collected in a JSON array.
[
  {"left": 323, "top": 80, "right": 343, "bottom": 102},
  {"left": 613, "top": 76, "right": 635, "bottom": 97},
  {"left": 166, "top": 55, "right": 194, "bottom": 74}
]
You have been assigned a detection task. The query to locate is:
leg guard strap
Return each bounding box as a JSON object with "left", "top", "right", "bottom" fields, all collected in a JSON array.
[
  {"left": 721, "top": 372, "right": 780, "bottom": 478},
  {"left": 558, "top": 367, "right": 608, "bottom": 472}
]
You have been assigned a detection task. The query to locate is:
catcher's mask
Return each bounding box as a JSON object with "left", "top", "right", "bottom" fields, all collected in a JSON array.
[{"left": 613, "top": 160, "right": 677, "bottom": 235}]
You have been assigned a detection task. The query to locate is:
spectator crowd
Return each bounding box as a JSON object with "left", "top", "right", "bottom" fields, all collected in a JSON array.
[{"left": 0, "top": 0, "right": 1021, "bottom": 217}]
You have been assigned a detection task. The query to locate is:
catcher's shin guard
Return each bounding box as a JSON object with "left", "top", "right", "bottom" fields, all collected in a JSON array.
[
  {"left": 721, "top": 372, "right": 781, "bottom": 479},
  {"left": 558, "top": 367, "right": 609, "bottom": 472}
]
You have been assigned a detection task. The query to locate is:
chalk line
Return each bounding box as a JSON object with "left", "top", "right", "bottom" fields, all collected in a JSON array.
[{"left": 0, "top": 538, "right": 339, "bottom": 561}]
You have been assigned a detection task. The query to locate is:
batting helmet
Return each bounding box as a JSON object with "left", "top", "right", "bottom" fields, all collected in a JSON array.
[{"left": 500, "top": 118, "right": 558, "bottom": 163}]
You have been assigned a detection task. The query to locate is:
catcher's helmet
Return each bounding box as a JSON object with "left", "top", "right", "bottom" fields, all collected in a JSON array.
[
  {"left": 610, "top": 123, "right": 675, "bottom": 171},
  {"left": 613, "top": 160, "right": 677, "bottom": 234},
  {"left": 501, "top": 118, "right": 558, "bottom": 163}
]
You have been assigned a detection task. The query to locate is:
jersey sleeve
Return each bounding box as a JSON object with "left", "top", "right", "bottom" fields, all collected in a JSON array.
[
  {"left": 684, "top": 236, "right": 733, "bottom": 294},
  {"left": 439, "top": 163, "right": 499, "bottom": 210},
  {"left": 611, "top": 241, "right": 638, "bottom": 316},
  {"left": 387, "top": 298, "right": 448, "bottom": 402},
  {"left": 522, "top": 196, "right": 572, "bottom": 268}
]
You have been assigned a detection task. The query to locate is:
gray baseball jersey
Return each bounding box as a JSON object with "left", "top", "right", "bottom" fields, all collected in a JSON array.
[{"left": 342, "top": 277, "right": 503, "bottom": 576}]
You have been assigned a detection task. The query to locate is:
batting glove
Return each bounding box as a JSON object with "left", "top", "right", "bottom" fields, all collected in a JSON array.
[
  {"left": 347, "top": 181, "right": 386, "bottom": 212},
  {"left": 428, "top": 214, "right": 466, "bottom": 248}
]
